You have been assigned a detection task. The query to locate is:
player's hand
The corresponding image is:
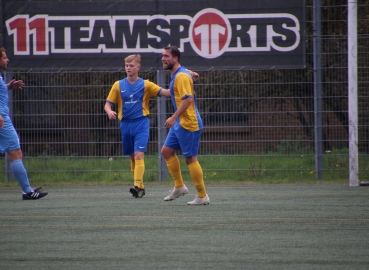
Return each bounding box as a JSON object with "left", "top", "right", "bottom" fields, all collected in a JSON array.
[
  {"left": 187, "top": 70, "right": 199, "bottom": 82},
  {"left": 164, "top": 116, "right": 176, "bottom": 128},
  {"left": 192, "top": 72, "right": 199, "bottom": 82},
  {"left": 0, "top": 115, "right": 4, "bottom": 128},
  {"left": 107, "top": 111, "right": 117, "bottom": 120},
  {"left": 7, "top": 79, "right": 24, "bottom": 90}
]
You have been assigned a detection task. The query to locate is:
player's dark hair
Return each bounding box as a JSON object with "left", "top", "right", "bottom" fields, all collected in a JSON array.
[
  {"left": 164, "top": 46, "right": 180, "bottom": 62},
  {"left": 0, "top": 47, "right": 5, "bottom": 58}
]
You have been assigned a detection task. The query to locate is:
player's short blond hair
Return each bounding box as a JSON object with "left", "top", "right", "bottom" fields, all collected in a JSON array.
[{"left": 125, "top": 54, "right": 141, "bottom": 65}]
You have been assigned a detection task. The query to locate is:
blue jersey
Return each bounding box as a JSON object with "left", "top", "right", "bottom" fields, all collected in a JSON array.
[
  {"left": 0, "top": 75, "right": 9, "bottom": 117},
  {"left": 0, "top": 75, "right": 20, "bottom": 153},
  {"left": 106, "top": 78, "right": 161, "bottom": 121}
]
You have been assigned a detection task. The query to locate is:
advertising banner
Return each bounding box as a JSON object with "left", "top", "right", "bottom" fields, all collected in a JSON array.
[{"left": 2, "top": 0, "right": 305, "bottom": 69}]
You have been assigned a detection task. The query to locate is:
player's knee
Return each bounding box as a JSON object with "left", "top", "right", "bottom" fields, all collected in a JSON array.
[
  {"left": 161, "top": 146, "right": 173, "bottom": 160},
  {"left": 8, "top": 149, "right": 23, "bottom": 162},
  {"left": 134, "top": 152, "right": 144, "bottom": 160},
  {"left": 185, "top": 156, "right": 197, "bottom": 165}
]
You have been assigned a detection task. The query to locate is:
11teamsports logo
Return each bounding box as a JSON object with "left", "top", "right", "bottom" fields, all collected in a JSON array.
[
  {"left": 190, "top": 9, "right": 231, "bottom": 59},
  {"left": 6, "top": 8, "right": 301, "bottom": 59}
]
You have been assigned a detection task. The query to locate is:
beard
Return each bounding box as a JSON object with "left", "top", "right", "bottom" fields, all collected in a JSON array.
[{"left": 164, "top": 61, "right": 174, "bottom": 71}]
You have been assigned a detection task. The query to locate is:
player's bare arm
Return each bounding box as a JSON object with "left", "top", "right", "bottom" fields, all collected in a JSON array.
[
  {"left": 159, "top": 88, "right": 171, "bottom": 97},
  {"left": 164, "top": 97, "right": 192, "bottom": 128},
  {"left": 104, "top": 102, "right": 117, "bottom": 120}
]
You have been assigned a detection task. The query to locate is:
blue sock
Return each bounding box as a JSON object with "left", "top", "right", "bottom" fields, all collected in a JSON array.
[{"left": 10, "top": 159, "right": 32, "bottom": 193}]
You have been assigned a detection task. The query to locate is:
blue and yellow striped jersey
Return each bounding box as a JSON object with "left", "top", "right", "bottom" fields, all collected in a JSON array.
[
  {"left": 106, "top": 78, "right": 162, "bottom": 121},
  {"left": 170, "top": 67, "right": 203, "bottom": 131}
]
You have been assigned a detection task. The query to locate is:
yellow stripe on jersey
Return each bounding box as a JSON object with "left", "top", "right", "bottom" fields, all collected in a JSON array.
[
  {"left": 142, "top": 80, "right": 162, "bottom": 116},
  {"left": 106, "top": 81, "right": 123, "bottom": 120},
  {"left": 173, "top": 72, "right": 200, "bottom": 132}
]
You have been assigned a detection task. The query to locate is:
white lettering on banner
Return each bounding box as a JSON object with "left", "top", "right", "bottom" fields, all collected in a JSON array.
[{"left": 5, "top": 8, "right": 301, "bottom": 59}]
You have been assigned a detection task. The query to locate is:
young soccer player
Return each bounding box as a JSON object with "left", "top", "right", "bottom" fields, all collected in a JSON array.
[
  {"left": 105, "top": 54, "right": 199, "bottom": 198},
  {"left": 105, "top": 54, "right": 169, "bottom": 198}
]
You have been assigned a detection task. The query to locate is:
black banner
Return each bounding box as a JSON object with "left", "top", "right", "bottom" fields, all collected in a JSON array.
[{"left": 2, "top": 0, "right": 305, "bottom": 70}]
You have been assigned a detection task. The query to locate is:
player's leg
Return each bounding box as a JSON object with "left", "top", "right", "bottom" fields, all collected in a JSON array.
[
  {"left": 179, "top": 128, "right": 209, "bottom": 205},
  {"left": 8, "top": 150, "right": 48, "bottom": 200},
  {"left": 162, "top": 128, "right": 188, "bottom": 201},
  {"left": 8, "top": 149, "right": 48, "bottom": 200},
  {"left": 120, "top": 121, "right": 140, "bottom": 197},
  {"left": 129, "top": 118, "right": 149, "bottom": 198},
  {"left": 8, "top": 149, "right": 32, "bottom": 193},
  {"left": 133, "top": 151, "right": 145, "bottom": 189},
  {"left": 162, "top": 146, "right": 184, "bottom": 188},
  {"left": 0, "top": 119, "right": 47, "bottom": 200},
  {"left": 9, "top": 151, "right": 48, "bottom": 200},
  {"left": 132, "top": 118, "right": 149, "bottom": 189},
  {"left": 128, "top": 154, "right": 146, "bottom": 197},
  {"left": 186, "top": 156, "right": 206, "bottom": 197},
  {"left": 129, "top": 155, "right": 135, "bottom": 177},
  {"left": 186, "top": 157, "right": 209, "bottom": 204},
  {"left": 129, "top": 152, "right": 146, "bottom": 198}
]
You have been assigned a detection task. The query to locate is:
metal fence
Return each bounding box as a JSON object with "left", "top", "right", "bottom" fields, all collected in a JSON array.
[{"left": 1, "top": 0, "right": 369, "bottom": 183}]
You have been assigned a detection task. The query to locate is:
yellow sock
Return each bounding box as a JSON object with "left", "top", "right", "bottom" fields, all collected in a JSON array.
[
  {"left": 134, "top": 159, "right": 145, "bottom": 189},
  {"left": 166, "top": 155, "right": 184, "bottom": 188},
  {"left": 130, "top": 160, "right": 135, "bottom": 177},
  {"left": 188, "top": 161, "right": 206, "bottom": 198}
]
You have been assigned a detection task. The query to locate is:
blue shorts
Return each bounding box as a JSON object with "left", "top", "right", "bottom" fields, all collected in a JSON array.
[
  {"left": 164, "top": 123, "right": 202, "bottom": 157},
  {"left": 120, "top": 117, "right": 149, "bottom": 156},
  {"left": 0, "top": 115, "right": 20, "bottom": 154}
]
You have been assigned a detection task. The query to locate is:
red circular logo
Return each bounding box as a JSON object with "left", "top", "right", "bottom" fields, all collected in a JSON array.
[{"left": 190, "top": 9, "right": 231, "bottom": 59}]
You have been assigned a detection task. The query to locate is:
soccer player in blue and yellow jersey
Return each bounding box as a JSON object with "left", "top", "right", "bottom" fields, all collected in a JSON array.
[
  {"left": 0, "top": 47, "right": 47, "bottom": 200},
  {"left": 161, "top": 46, "right": 210, "bottom": 205},
  {"left": 104, "top": 54, "right": 170, "bottom": 198}
]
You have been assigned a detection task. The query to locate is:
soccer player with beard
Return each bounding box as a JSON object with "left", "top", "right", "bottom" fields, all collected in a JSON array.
[{"left": 161, "top": 46, "right": 209, "bottom": 205}]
